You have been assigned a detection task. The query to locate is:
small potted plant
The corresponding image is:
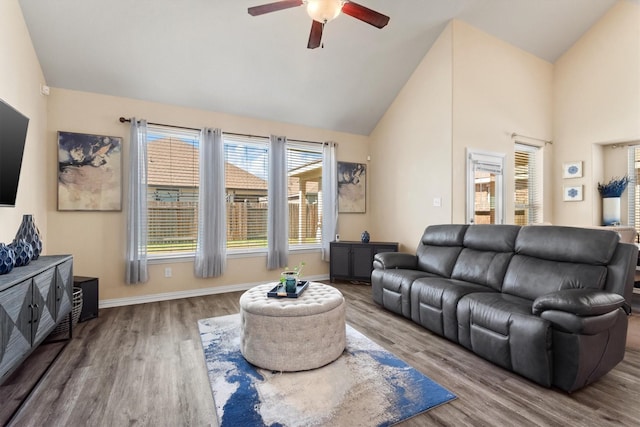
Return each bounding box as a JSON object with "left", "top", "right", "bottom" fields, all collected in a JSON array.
[
  {"left": 281, "top": 262, "right": 305, "bottom": 293},
  {"left": 597, "top": 176, "right": 630, "bottom": 226}
]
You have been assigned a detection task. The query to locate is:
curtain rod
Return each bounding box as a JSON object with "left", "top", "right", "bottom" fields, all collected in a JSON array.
[
  {"left": 511, "top": 132, "right": 553, "bottom": 145},
  {"left": 118, "top": 117, "right": 325, "bottom": 145}
]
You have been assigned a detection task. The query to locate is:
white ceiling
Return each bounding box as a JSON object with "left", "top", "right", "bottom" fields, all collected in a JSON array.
[{"left": 18, "top": 0, "right": 620, "bottom": 135}]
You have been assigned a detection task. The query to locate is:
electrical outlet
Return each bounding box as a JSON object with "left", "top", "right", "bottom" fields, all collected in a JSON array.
[
  {"left": 164, "top": 267, "right": 172, "bottom": 278},
  {"left": 433, "top": 197, "right": 441, "bottom": 207}
]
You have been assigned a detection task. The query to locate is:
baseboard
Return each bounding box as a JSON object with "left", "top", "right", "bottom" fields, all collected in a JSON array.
[{"left": 99, "top": 274, "right": 330, "bottom": 308}]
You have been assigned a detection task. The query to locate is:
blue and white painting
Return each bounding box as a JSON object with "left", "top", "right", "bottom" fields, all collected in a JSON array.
[
  {"left": 563, "top": 185, "right": 583, "bottom": 202},
  {"left": 58, "top": 131, "right": 122, "bottom": 211},
  {"left": 563, "top": 161, "right": 582, "bottom": 179}
]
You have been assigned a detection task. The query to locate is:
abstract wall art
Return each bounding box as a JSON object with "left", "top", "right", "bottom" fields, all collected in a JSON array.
[
  {"left": 338, "top": 161, "right": 366, "bottom": 213},
  {"left": 57, "top": 131, "right": 122, "bottom": 211}
]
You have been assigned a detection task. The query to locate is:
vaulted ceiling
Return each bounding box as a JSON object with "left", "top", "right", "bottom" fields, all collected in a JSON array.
[{"left": 18, "top": 0, "right": 621, "bottom": 135}]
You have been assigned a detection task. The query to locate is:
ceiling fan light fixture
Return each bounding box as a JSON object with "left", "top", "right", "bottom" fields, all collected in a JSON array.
[{"left": 305, "top": 0, "right": 345, "bottom": 23}]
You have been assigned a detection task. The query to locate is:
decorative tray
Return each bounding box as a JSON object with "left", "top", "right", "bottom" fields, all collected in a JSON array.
[{"left": 267, "top": 281, "right": 309, "bottom": 298}]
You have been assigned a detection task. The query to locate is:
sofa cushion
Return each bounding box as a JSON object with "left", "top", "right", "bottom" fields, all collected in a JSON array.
[
  {"left": 462, "top": 224, "right": 520, "bottom": 252},
  {"left": 371, "top": 268, "right": 434, "bottom": 318},
  {"left": 420, "top": 224, "right": 468, "bottom": 246},
  {"left": 451, "top": 250, "right": 514, "bottom": 291},
  {"left": 503, "top": 256, "right": 608, "bottom": 301},
  {"left": 410, "top": 277, "right": 494, "bottom": 342},
  {"left": 516, "top": 225, "right": 618, "bottom": 264},
  {"left": 416, "top": 224, "right": 467, "bottom": 277}
]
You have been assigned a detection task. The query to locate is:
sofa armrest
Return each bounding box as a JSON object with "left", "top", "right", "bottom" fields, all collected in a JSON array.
[
  {"left": 372, "top": 252, "right": 417, "bottom": 270},
  {"left": 540, "top": 309, "right": 622, "bottom": 335},
  {"left": 532, "top": 289, "right": 627, "bottom": 316}
]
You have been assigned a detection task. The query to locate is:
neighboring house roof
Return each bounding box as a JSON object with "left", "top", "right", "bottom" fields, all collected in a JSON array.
[
  {"left": 147, "top": 138, "right": 266, "bottom": 191},
  {"left": 226, "top": 162, "right": 267, "bottom": 191},
  {"left": 148, "top": 138, "right": 321, "bottom": 195}
]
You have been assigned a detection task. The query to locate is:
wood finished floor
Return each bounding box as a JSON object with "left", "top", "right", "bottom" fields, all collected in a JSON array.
[{"left": 8, "top": 283, "right": 640, "bottom": 427}]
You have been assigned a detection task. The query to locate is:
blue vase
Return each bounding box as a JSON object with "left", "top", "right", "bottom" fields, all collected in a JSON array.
[
  {"left": 9, "top": 239, "right": 33, "bottom": 267},
  {"left": 0, "top": 244, "right": 16, "bottom": 275},
  {"left": 14, "top": 214, "right": 42, "bottom": 260},
  {"left": 361, "top": 230, "right": 370, "bottom": 243}
]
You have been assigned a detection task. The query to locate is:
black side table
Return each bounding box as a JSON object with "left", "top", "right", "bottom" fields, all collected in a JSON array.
[{"left": 73, "top": 276, "right": 99, "bottom": 322}]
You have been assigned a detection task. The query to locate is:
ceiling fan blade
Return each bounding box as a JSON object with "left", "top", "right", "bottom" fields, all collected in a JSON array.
[
  {"left": 341, "top": 1, "right": 389, "bottom": 29},
  {"left": 307, "top": 20, "right": 323, "bottom": 49},
  {"left": 248, "top": 0, "right": 303, "bottom": 16}
]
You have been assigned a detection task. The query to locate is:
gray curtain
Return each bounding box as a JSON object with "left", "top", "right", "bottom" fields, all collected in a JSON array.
[
  {"left": 321, "top": 141, "right": 338, "bottom": 261},
  {"left": 125, "top": 118, "right": 149, "bottom": 284},
  {"left": 195, "top": 128, "right": 226, "bottom": 278},
  {"left": 267, "top": 135, "right": 288, "bottom": 270}
]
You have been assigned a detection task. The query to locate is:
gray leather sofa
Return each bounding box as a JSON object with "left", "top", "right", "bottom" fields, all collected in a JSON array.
[{"left": 371, "top": 224, "right": 637, "bottom": 392}]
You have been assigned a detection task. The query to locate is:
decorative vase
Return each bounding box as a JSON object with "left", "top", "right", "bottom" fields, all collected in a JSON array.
[
  {"left": 9, "top": 239, "right": 33, "bottom": 267},
  {"left": 361, "top": 230, "right": 370, "bottom": 243},
  {"left": 283, "top": 271, "right": 298, "bottom": 293},
  {"left": 14, "top": 214, "right": 43, "bottom": 260},
  {"left": 0, "top": 244, "right": 16, "bottom": 275},
  {"left": 602, "top": 197, "right": 621, "bottom": 226}
]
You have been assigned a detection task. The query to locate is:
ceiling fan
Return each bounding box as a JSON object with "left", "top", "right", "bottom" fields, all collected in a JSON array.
[{"left": 248, "top": 0, "right": 390, "bottom": 49}]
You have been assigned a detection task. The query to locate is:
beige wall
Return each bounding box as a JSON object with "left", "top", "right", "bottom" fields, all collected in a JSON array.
[
  {"left": 451, "top": 20, "right": 554, "bottom": 225},
  {"left": 369, "top": 23, "right": 454, "bottom": 252},
  {"left": 0, "top": 0, "right": 48, "bottom": 244},
  {"left": 46, "top": 89, "right": 370, "bottom": 301},
  {"left": 553, "top": 0, "right": 640, "bottom": 226},
  {"left": 370, "top": 20, "right": 553, "bottom": 252}
]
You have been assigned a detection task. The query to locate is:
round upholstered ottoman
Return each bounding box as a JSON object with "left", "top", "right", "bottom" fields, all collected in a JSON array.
[{"left": 239, "top": 282, "right": 346, "bottom": 372}]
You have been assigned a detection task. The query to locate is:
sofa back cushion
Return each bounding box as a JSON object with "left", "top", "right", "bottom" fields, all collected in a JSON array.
[
  {"left": 502, "top": 225, "right": 617, "bottom": 300},
  {"left": 416, "top": 224, "right": 468, "bottom": 277},
  {"left": 451, "top": 225, "right": 520, "bottom": 290},
  {"left": 503, "top": 257, "right": 608, "bottom": 300},
  {"left": 515, "top": 225, "right": 619, "bottom": 264}
]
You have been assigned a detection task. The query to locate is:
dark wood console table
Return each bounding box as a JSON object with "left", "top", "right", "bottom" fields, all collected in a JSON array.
[{"left": 330, "top": 241, "right": 398, "bottom": 282}]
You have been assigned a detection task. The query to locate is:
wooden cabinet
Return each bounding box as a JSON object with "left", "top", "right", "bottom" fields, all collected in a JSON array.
[
  {"left": 330, "top": 241, "right": 398, "bottom": 282},
  {"left": 73, "top": 276, "right": 99, "bottom": 322},
  {"left": 0, "top": 255, "right": 73, "bottom": 383}
]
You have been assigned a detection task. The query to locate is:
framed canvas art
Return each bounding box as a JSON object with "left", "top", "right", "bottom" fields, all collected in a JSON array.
[
  {"left": 57, "top": 131, "right": 122, "bottom": 211},
  {"left": 338, "top": 161, "right": 366, "bottom": 213},
  {"left": 563, "top": 185, "right": 583, "bottom": 202},
  {"left": 562, "top": 161, "right": 582, "bottom": 179}
]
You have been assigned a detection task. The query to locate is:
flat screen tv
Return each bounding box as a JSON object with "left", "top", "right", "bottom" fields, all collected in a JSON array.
[{"left": 0, "top": 98, "right": 29, "bottom": 207}]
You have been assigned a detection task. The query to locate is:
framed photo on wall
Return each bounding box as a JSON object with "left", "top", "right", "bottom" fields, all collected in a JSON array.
[
  {"left": 562, "top": 161, "right": 583, "bottom": 179},
  {"left": 57, "top": 131, "right": 122, "bottom": 211},
  {"left": 338, "top": 161, "right": 366, "bottom": 213},
  {"left": 563, "top": 185, "right": 583, "bottom": 202}
]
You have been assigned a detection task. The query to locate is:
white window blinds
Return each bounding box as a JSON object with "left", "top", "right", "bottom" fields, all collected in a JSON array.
[
  {"left": 144, "top": 129, "right": 324, "bottom": 255},
  {"left": 627, "top": 145, "right": 640, "bottom": 233},
  {"left": 514, "top": 143, "right": 541, "bottom": 225},
  {"left": 287, "top": 142, "right": 323, "bottom": 247},
  {"left": 224, "top": 136, "right": 269, "bottom": 251},
  {"left": 146, "top": 126, "right": 201, "bottom": 255}
]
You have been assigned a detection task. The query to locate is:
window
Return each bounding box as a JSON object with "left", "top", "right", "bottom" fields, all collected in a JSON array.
[
  {"left": 224, "top": 136, "right": 269, "bottom": 250},
  {"left": 146, "top": 129, "right": 324, "bottom": 256},
  {"left": 286, "top": 142, "right": 323, "bottom": 248},
  {"left": 224, "top": 136, "right": 323, "bottom": 251},
  {"left": 514, "top": 143, "right": 541, "bottom": 225},
  {"left": 146, "top": 126, "right": 200, "bottom": 255},
  {"left": 628, "top": 145, "right": 640, "bottom": 233},
  {"left": 466, "top": 149, "right": 505, "bottom": 224}
]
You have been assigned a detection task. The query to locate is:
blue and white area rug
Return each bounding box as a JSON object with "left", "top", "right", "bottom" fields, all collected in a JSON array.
[{"left": 198, "top": 314, "right": 456, "bottom": 427}]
